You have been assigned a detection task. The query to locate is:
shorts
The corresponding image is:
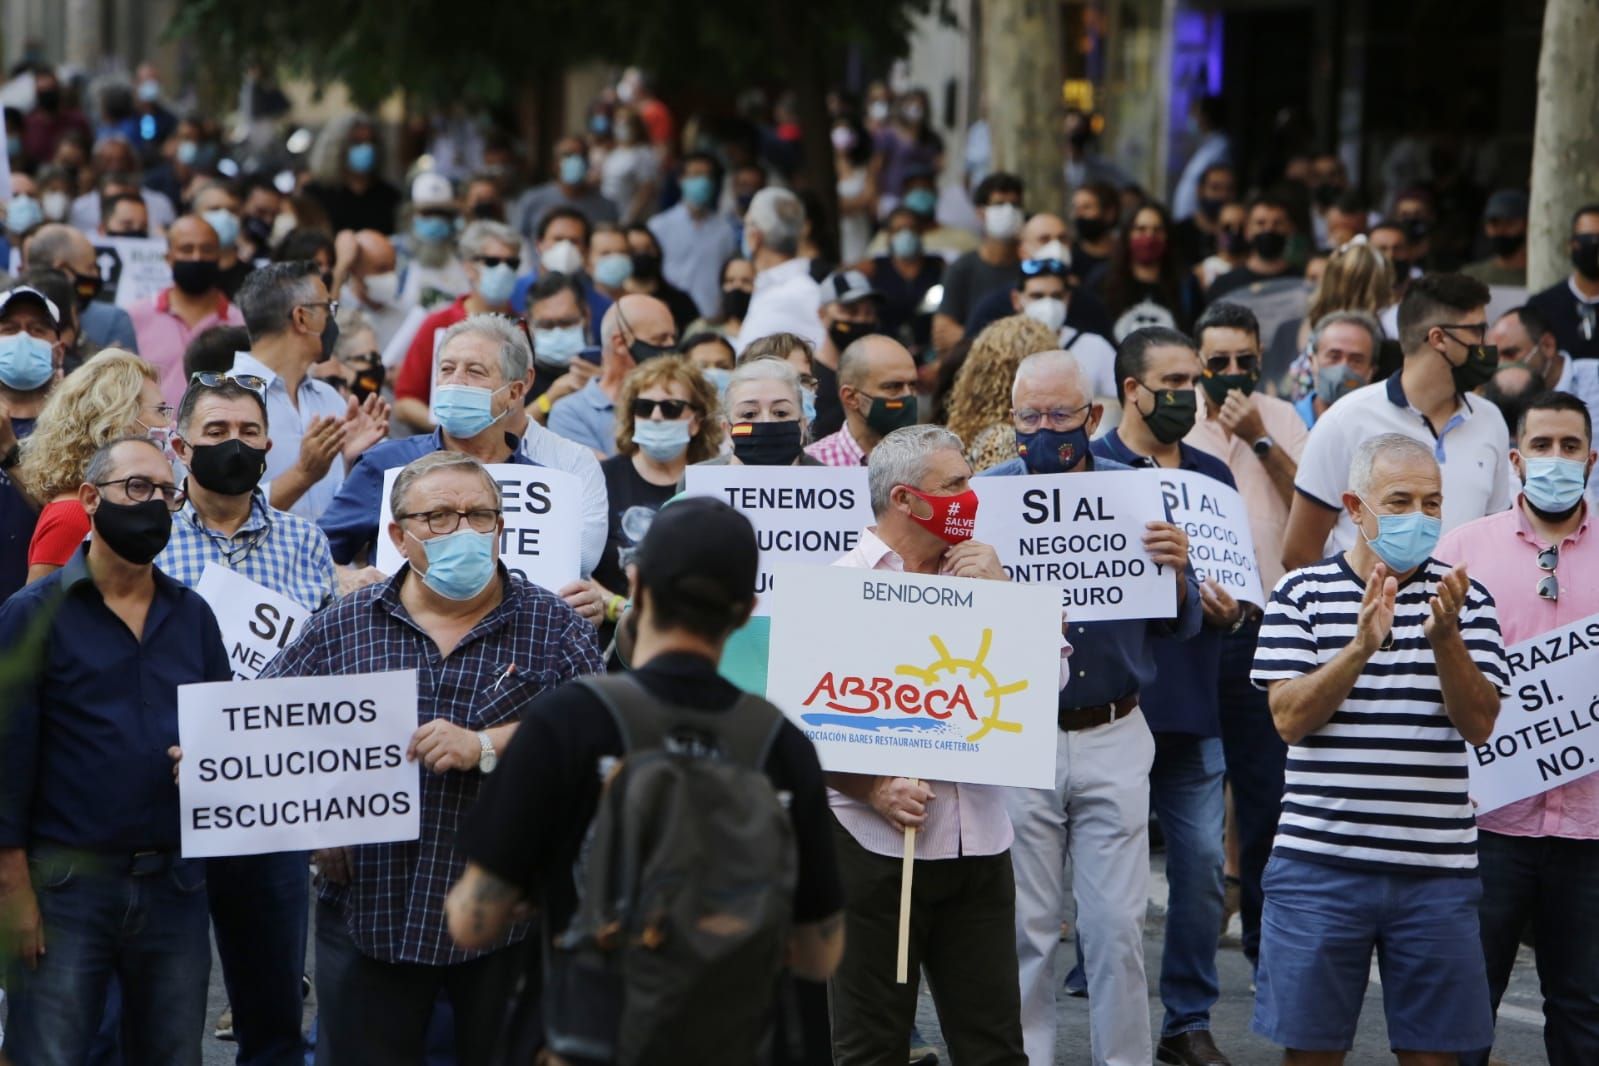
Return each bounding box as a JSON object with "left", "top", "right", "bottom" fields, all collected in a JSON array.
[{"left": 1251, "top": 852, "right": 1493, "bottom": 1053}]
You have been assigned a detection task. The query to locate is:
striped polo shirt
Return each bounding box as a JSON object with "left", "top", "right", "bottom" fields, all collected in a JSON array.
[{"left": 1250, "top": 554, "right": 1509, "bottom": 875}]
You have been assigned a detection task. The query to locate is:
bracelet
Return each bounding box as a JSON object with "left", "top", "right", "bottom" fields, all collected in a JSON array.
[
  {"left": 535, "top": 393, "right": 553, "bottom": 416},
  {"left": 604, "top": 594, "right": 627, "bottom": 623}
]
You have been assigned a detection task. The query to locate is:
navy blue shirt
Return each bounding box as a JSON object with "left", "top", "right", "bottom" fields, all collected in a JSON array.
[
  {"left": 978, "top": 451, "right": 1202, "bottom": 716},
  {"left": 0, "top": 416, "right": 39, "bottom": 604},
  {"left": 0, "top": 544, "right": 231, "bottom": 851},
  {"left": 318, "top": 430, "right": 541, "bottom": 565},
  {"left": 1092, "top": 429, "right": 1233, "bottom": 736}
]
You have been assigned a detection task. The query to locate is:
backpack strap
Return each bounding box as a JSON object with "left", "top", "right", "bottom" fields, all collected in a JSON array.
[
  {"left": 578, "top": 675, "right": 787, "bottom": 771},
  {"left": 1061, "top": 327, "right": 1082, "bottom": 351}
]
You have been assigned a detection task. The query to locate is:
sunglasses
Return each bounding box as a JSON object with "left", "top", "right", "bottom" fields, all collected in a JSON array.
[
  {"left": 632, "top": 397, "right": 693, "bottom": 419},
  {"left": 475, "top": 256, "right": 521, "bottom": 271},
  {"left": 1020, "top": 257, "right": 1069, "bottom": 278},
  {"left": 1204, "top": 354, "right": 1259, "bottom": 375},
  {"left": 1537, "top": 544, "right": 1559, "bottom": 602}
]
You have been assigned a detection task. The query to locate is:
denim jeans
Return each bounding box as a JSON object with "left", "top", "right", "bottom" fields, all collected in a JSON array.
[
  {"left": 1, "top": 847, "right": 211, "bottom": 1066},
  {"left": 1460, "top": 831, "right": 1599, "bottom": 1066},
  {"left": 210, "top": 851, "right": 311, "bottom": 1066},
  {"left": 1148, "top": 732, "right": 1226, "bottom": 1038}
]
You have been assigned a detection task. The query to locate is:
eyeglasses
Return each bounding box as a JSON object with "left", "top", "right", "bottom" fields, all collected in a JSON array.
[
  {"left": 1537, "top": 544, "right": 1559, "bottom": 602},
  {"left": 299, "top": 300, "right": 339, "bottom": 319},
  {"left": 187, "top": 371, "right": 268, "bottom": 396},
  {"left": 475, "top": 255, "right": 522, "bottom": 271},
  {"left": 96, "top": 475, "right": 185, "bottom": 511},
  {"left": 1020, "top": 258, "right": 1069, "bottom": 278},
  {"left": 633, "top": 397, "right": 694, "bottom": 420},
  {"left": 143, "top": 400, "right": 177, "bottom": 420},
  {"left": 1437, "top": 323, "right": 1488, "bottom": 343},
  {"left": 1204, "top": 354, "right": 1260, "bottom": 375},
  {"left": 397, "top": 508, "right": 502, "bottom": 535},
  {"left": 1014, "top": 403, "right": 1091, "bottom": 432}
]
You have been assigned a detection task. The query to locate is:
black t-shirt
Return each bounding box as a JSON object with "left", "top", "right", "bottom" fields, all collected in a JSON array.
[
  {"left": 1172, "top": 217, "right": 1215, "bottom": 270},
  {"left": 810, "top": 359, "right": 843, "bottom": 440},
  {"left": 1206, "top": 263, "right": 1302, "bottom": 303},
  {"left": 594, "top": 455, "right": 678, "bottom": 594},
  {"left": 216, "top": 259, "right": 253, "bottom": 299},
  {"left": 867, "top": 254, "right": 944, "bottom": 352},
  {"left": 304, "top": 178, "right": 402, "bottom": 235}
]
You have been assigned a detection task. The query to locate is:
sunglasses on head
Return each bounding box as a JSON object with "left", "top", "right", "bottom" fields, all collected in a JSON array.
[
  {"left": 633, "top": 397, "right": 693, "bottom": 419},
  {"left": 187, "top": 371, "right": 268, "bottom": 396}
]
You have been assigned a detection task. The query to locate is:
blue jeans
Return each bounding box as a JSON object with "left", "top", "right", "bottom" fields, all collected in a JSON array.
[
  {"left": 1149, "top": 732, "right": 1226, "bottom": 1037},
  {"left": 209, "top": 851, "right": 311, "bottom": 1066},
  {"left": 2, "top": 847, "right": 211, "bottom": 1066},
  {"left": 1217, "top": 621, "right": 1286, "bottom": 967},
  {"left": 1460, "top": 831, "right": 1599, "bottom": 1066}
]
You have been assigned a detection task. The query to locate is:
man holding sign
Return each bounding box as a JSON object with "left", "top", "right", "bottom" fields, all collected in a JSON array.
[
  {"left": 260, "top": 451, "right": 603, "bottom": 1065},
  {"left": 979, "top": 347, "right": 1201, "bottom": 1066},
  {"left": 1438, "top": 392, "right": 1599, "bottom": 1066},
  {"left": 154, "top": 373, "right": 334, "bottom": 1063}
]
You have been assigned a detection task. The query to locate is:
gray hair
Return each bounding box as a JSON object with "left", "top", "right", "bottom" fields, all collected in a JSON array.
[
  {"left": 437, "top": 313, "right": 530, "bottom": 384},
  {"left": 727, "top": 356, "right": 803, "bottom": 409},
  {"left": 389, "top": 450, "right": 502, "bottom": 519},
  {"left": 237, "top": 261, "right": 322, "bottom": 340},
  {"left": 1348, "top": 432, "right": 1436, "bottom": 499},
  {"left": 745, "top": 187, "right": 804, "bottom": 256},
  {"left": 83, "top": 435, "right": 164, "bottom": 487},
  {"left": 459, "top": 219, "right": 520, "bottom": 260},
  {"left": 1311, "top": 310, "right": 1383, "bottom": 356},
  {"left": 1012, "top": 349, "right": 1086, "bottom": 404},
  {"left": 867, "top": 425, "right": 964, "bottom": 516}
]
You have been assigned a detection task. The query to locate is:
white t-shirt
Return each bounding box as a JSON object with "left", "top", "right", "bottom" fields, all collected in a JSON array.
[{"left": 1059, "top": 327, "right": 1118, "bottom": 404}]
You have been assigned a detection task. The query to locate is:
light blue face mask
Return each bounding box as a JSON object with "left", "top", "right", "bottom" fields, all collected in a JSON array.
[
  {"left": 1521, "top": 457, "right": 1591, "bottom": 515},
  {"left": 889, "top": 228, "right": 922, "bottom": 259},
  {"left": 5, "top": 195, "right": 43, "bottom": 236},
  {"left": 702, "top": 366, "right": 732, "bottom": 398},
  {"left": 413, "top": 216, "right": 453, "bottom": 245},
  {"left": 681, "top": 174, "right": 715, "bottom": 208},
  {"left": 0, "top": 333, "right": 56, "bottom": 391},
  {"left": 433, "top": 383, "right": 508, "bottom": 439},
  {"left": 534, "top": 324, "right": 585, "bottom": 366},
  {"left": 413, "top": 527, "right": 498, "bottom": 600},
  {"left": 1357, "top": 496, "right": 1441, "bottom": 573},
  {"left": 176, "top": 140, "right": 199, "bottom": 167},
  {"left": 801, "top": 386, "right": 818, "bottom": 427},
  {"left": 740, "top": 227, "right": 756, "bottom": 260},
  {"left": 202, "top": 208, "right": 239, "bottom": 249},
  {"left": 1315, "top": 363, "right": 1365, "bottom": 407},
  {"left": 632, "top": 417, "right": 692, "bottom": 462},
  {"left": 558, "top": 154, "right": 588, "bottom": 186},
  {"left": 346, "top": 142, "right": 377, "bottom": 174},
  {"left": 593, "top": 252, "right": 633, "bottom": 289},
  {"left": 475, "top": 262, "right": 517, "bottom": 305}
]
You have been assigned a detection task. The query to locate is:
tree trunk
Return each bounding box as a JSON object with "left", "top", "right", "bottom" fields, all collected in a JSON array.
[
  {"left": 980, "top": 0, "right": 1064, "bottom": 215},
  {"left": 768, "top": 0, "right": 840, "bottom": 263},
  {"left": 1528, "top": 0, "right": 1599, "bottom": 291}
]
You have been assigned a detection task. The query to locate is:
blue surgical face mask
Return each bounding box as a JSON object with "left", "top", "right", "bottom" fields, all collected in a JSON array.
[
  {"left": 594, "top": 252, "right": 633, "bottom": 289},
  {"left": 0, "top": 333, "right": 56, "bottom": 391},
  {"left": 1357, "top": 496, "right": 1441, "bottom": 573},
  {"left": 534, "top": 324, "right": 586, "bottom": 366},
  {"left": 176, "top": 140, "right": 200, "bottom": 167},
  {"left": 5, "top": 195, "right": 43, "bottom": 235},
  {"left": 702, "top": 366, "right": 732, "bottom": 398},
  {"left": 903, "top": 187, "right": 937, "bottom": 217},
  {"left": 558, "top": 154, "right": 587, "bottom": 186},
  {"left": 1521, "top": 456, "right": 1591, "bottom": 515},
  {"left": 202, "top": 208, "right": 239, "bottom": 249},
  {"left": 5, "top": 135, "right": 21, "bottom": 160},
  {"left": 475, "top": 262, "right": 517, "bottom": 305},
  {"left": 1314, "top": 363, "right": 1364, "bottom": 407},
  {"left": 801, "top": 386, "right": 817, "bottom": 427},
  {"left": 137, "top": 79, "right": 161, "bottom": 103},
  {"left": 889, "top": 228, "right": 922, "bottom": 259},
  {"left": 681, "top": 174, "right": 715, "bottom": 208},
  {"left": 413, "top": 215, "right": 453, "bottom": 245},
  {"left": 346, "top": 142, "right": 377, "bottom": 174},
  {"left": 412, "top": 527, "right": 498, "bottom": 600},
  {"left": 1016, "top": 426, "right": 1091, "bottom": 475},
  {"left": 632, "top": 417, "right": 692, "bottom": 462},
  {"left": 740, "top": 227, "right": 756, "bottom": 260},
  {"left": 433, "top": 383, "right": 508, "bottom": 439}
]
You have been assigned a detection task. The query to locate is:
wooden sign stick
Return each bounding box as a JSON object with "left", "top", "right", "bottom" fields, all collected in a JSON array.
[{"left": 895, "top": 779, "right": 919, "bottom": 984}]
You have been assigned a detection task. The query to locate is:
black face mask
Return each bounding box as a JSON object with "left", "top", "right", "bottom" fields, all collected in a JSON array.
[
  {"left": 1199, "top": 371, "right": 1256, "bottom": 409},
  {"left": 171, "top": 259, "right": 221, "bottom": 296},
  {"left": 186, "top": 438, "right": 268, "bottom": 496},
  {"left": 1401, "top": 217, "right": 1430, "bottom": 243},
  {"left": 36, "top": 88, "right": 60, "bottom": 111},
  {"left": 828, "top": 320, "right": 874, "bottom": 353},
  {"left": 242, "top": 216, "right": 273, "bottom": 246},
  {"left": 110, "top": 228, "right": 149, "bottom": 239},
  {"left": 1219, "top": 227, "right": 1246, "bottom": 255},
  {"left": 1311, "top": 182, "right": 1341, "bottom": 208},
  {"left": 352, "top": 363, "right": 386, "bottom": 402},
  {"left": 1138, "top": 385, "right": 1198, "bottom": 444},
  {"left": 721, "top": 288, "right": 751, "bottom": 320},
  {"left": 1074, "top": 216, "right": 1109, "bottom": 242},
  {"left": 1489, "top": 233, "right": 1525, "bottom": 259},
  {"left": 730, "top": 420, "right": 804, "bottom": 466},
  {"left": 1389, "top": 255, "right": 1415, "bottom": 280},
  {"left": 630, "top": 253, "right": 662, "bottom": 282},
  {"left": 1440, "top": 336, "right": 1498, "bottom": 393},
  {"left": 72, "top": 270, "right": 103, "bottom": 310},
  {"left": 92, "top": 497, "right": 172, "bottom": 565},
  {"left": 1250, "top": 231, "right": 1287, "bottom": 261},
  {"left": 1572, "top": 235, "right": 1599, "bottom": 281},
  {"left": 317, "top": 312, "right": 340, "bottom": 364},
  {"left": 628, "top": 336, "right": 673, "bottom": 363},
  {"left": 469, "top": 201, "right": 504, "bottom": 221}
]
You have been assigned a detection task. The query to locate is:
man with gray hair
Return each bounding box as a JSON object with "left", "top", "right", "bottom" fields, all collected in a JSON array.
[
  {"left": 735, "top": 187, "right": 825, "bottom": 356},
  {"left": 21, "top": 222, "right": 140, "bottom": 351},
  {"left": 829, "top": 424, "right": 1060, "bottom": 1066},
  {"left": 1251, "top": 431, "right": 1505, "bottom": 1063},
  {"left": 1295, "top": 310, "right": 1381, "bottom": 430}
]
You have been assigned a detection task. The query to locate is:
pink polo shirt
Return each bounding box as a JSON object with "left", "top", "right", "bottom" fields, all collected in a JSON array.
[
  {"left": 1436, "top": 500, "right": 1599, "bottom": 838},
  {"left": 128, "top": 288, "right": 246, "bottom": 407}
]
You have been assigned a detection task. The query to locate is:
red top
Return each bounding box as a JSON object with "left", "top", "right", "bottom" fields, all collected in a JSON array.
[
  {"left": 28, "top": 498, "right": 90, "bottom": 568},
  {"left": 393, "top": 296, "right": 472, "bottom": 405}
]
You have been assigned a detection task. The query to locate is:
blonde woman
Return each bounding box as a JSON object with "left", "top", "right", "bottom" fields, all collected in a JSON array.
[
  {"left": 21, "top": 350, "right": 169, "bottom": 581},
  {"left": 943, "top": 314, "right": 1058, "bottom": 473},
  {"left": 1269, "top": 236, "right": 1395, "bottom": 397}
]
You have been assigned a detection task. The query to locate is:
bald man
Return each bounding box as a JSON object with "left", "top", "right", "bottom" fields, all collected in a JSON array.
[
  {"left": 340, "top": 229, "right": 406, "bottom": 349},
  {"left": 128, "top": 215, "right": 246, "bottom": 405},
  {"left": 805, "top": 335, "right": 920, "bottom": 466},
  {"left": 22, "top": 223, "right": 140, "bottom": 354},
  {"left": 547, "top": 292, "right": 676, "bottom": 458}
]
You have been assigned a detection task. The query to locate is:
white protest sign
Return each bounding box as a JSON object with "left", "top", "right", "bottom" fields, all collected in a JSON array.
[
  {"left": 682, "top": 464, "right": 873, "bottom": 615},
  {"left": 1156, "top": 469, "right": 1264, "bottom": 606},
  {"left": 765, "top": 564, "right": 1060, "bottom": 787},
  {"left": 972, "top": 470, "right": 1176, "bottom": 621},
  {"left": 195, "top": 565, "right": 312, "bottom": 680},
  {"left": 374, "top": 462, "right": 582, "bottom": 592},
  {"left": 1468, "top": 613, "right": 1599, "bottom": 814},
  {"left": 178, "top": 671, "right": 420, "bottom": 858},
  {"left": 90, "top": 236, "right": 172, "bottom": 309}
]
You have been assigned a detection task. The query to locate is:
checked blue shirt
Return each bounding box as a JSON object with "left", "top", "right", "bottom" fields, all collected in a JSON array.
[
  {"left": 260, "top": 564, "right": 604, "bottom": 966},
  {"left": 156, "top": 490, "right": 336, "bottom": 612}
]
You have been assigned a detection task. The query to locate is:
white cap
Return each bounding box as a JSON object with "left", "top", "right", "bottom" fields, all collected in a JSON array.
[{"left": 410, "top": 171, "right": 455, "bottom": 210}]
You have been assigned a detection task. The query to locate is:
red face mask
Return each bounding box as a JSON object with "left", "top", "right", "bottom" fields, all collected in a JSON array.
[
  {"left": 899, "top": 485, "right": 979, "bottom": 544},
  {"left": 1129, "top": 233, "right": 1167, "bottom": 266}
]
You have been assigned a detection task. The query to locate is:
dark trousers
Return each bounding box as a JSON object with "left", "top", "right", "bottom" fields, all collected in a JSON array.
[
  {"left": 209, "top": 851, "right": 311, "bottom": 1066},
  {"left": 1, "top": 848, "right": 210, "bottom": 1066},
  {"left": 828, "top": 821, "right": 1025, "bottom": 1066},
  {"left": 1217, "top": 621, "right": 1286, "bottom": 967},
  {"left": 1460, "top": 831, "right": 1599, "bottom": 1066},
  {"left": 311, "top": 897, "right": 524, "bottom": 1066}
]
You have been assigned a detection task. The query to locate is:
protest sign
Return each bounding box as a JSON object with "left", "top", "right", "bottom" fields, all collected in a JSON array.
[
  {"left": 971, "top": 470, "right": 1176, "bottom": 621},
  {"left": 90, "top": 236, "right": 172, "bottom": 309},
  {"left": 178, "top": 671, "right": 420, "bottom": 857},
  {"left": 1469, "top": 612, "right": 1599, "bottom": 814},
  {"left": 374, "top": 463, "right": 582, "bottom": 592},
  {"left": 765, "top": 564, "right": 1060, "bottom": 787},
  {"left": 195, "top": 565, "right": 312, "bottom": 680},
  {"left": 1157, "top": 469, "right": 1264, "bottom": 606},
  {"left": 682, "top": 465, "right": 873, "bottom": 614}
]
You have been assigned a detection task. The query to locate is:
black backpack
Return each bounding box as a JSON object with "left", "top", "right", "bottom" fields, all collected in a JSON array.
[{"left": 542, "top": 675, "right": 799, "bottom": 1066}]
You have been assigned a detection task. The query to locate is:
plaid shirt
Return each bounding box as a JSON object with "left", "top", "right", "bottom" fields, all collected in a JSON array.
[
  {"left": 804, "top": 426, "right": 867, "bottom": 467},
  {"left": 260, "top": 565, "right": 603, "bottom": 966},
  {"left": 156, "top": 490, "right": 336, "bottom": 611}
]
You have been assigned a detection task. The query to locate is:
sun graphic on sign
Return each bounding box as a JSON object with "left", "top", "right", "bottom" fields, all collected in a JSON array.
[{"left": 895, "top": 628, "right": 1030, "bottom": 743}]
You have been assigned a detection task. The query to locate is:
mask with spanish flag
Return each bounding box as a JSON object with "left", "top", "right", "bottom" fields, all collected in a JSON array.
[
  {"left": 861, "top": 393, "right": 918, "bottom": 436},
  {"left": 730, "top": 420, "right": 803, "bottom": 466}
]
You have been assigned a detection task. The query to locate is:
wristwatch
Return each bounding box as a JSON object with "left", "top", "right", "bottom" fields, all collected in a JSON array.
[
  {"left": 476, "top": 731, "right": 497, "bottom": 774},
  {"left": 1252, "top": 436, "right": 1275, "bottom": 458}
]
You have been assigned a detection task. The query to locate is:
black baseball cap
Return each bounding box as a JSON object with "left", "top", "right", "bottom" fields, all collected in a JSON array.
[{"left": 633, "top": 496, "right": 758, "bottom": 614}]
